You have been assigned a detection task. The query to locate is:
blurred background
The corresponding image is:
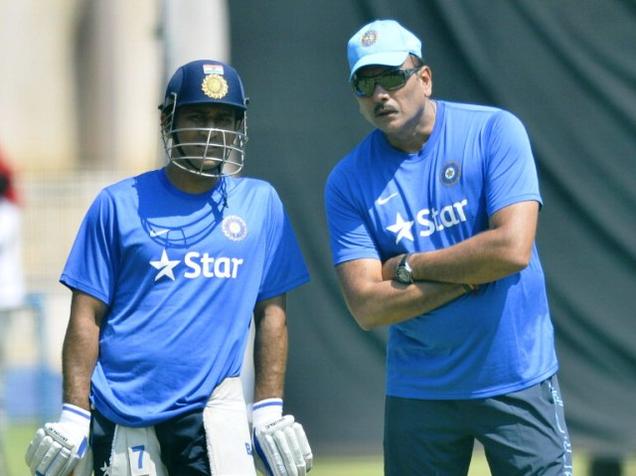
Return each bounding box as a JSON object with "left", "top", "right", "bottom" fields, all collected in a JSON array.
[{"left": 0, "top": 0, "right": 634, "bottom": 475}]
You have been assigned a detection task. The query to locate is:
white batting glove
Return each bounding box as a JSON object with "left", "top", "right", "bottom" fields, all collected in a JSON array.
[
  {"left": 25, "top": 403, "right": 91, "bottom": 476},
  {"left": 252, "top": 398, "right": 313, "bottom": 476}
]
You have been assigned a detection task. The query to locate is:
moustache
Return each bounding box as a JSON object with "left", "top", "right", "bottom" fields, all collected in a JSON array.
[{"left": 374, "top": 104, "right": 397, "bottom": 115}]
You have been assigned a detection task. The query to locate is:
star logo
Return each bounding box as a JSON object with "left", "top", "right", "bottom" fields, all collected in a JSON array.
[
  {"left": 386, "top": 212, "right": 415, "bottom": 244},
  {"left": 149, "top": 249, "right": 181, "bottom": 281}
]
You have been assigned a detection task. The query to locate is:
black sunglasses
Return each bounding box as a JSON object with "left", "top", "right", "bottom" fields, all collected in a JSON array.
[{"left": 351, "top": 66, "right": 421, "bottom": 97}]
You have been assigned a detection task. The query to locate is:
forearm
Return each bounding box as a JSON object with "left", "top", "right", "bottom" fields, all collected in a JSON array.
[
  {"left": 411, "top": 228, "right": 528, "bottom": 284},
  {"left": 62, "top": 324, "right": 98, "bottom": 410},
  {"left": 253, "top": 296, "right": 288, "bottom": 402},
  {"left": 62, "top": 292, "right": 103, "bottom": 411},
  {"left": 384, "top": 202, "right": 539, "bottom": 285},
  {"left": 338, "top": 262, "right": 468, "bottom": 330}
]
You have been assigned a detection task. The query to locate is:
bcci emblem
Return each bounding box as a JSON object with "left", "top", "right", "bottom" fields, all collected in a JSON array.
[
  {"left": 202, "top": 74, "right": 229, "bottom": 99},
  {"left": 222, "top": 215, "right": 248, "bottom": 241},
  {"left": 441, "top": 162, "right": 461, "bottom": 186},
  {"left": 361, "top": 29, "right": 377, "bottom": 47}
]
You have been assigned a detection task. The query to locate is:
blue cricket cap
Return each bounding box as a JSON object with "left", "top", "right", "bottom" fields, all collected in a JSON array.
[
  {"left": 347, "top": 20, "right": 422, "bottom": 79},
  {"left": 162, "top": 59, "right": 248, "bottom": 112}
]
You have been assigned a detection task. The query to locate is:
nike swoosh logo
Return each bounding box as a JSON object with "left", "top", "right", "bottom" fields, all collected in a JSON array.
[
  {"left": 376, "top": 192, "right": 399, "bottom": 206},
  {"left": 149, "top": 229, "right": 169, "bottom": 237}
]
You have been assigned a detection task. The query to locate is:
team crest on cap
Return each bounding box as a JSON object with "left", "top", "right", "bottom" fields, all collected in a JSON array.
[
  {"left": 202, "top": 74, "right": 229, "bottom": 99},
  {"left": 222, "top": 215, "right": 248, "bottom": 241},
  {"left": 441, "top": 162, "right": 461, "bottom": 185},
  {"left": 361, "top": 29, "right": 378, "bottom": 47}
]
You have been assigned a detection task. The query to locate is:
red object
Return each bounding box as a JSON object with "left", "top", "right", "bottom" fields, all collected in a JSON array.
[{"left": 0, "top": 148, "right": 20, "bottom": 205}]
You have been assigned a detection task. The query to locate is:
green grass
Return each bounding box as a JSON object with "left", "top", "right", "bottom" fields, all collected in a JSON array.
[
  {"left": 310, "top": 453, "right": 636, "bottom": 476},
  {"left": 3, "top": 422, "right": 38, "bottom": 476},
  {"left": 4, "top": 423, "right": 636, "bottom": 475}
]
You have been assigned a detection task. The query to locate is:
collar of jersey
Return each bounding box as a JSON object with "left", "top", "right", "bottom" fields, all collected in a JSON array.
[{"left": 158, "top": 168, "right": 227, "bottom": 202}]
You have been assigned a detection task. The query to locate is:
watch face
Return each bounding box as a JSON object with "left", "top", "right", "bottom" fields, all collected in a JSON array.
[{"left": 396, "top": 266, "right": 412, "bottom": 284}]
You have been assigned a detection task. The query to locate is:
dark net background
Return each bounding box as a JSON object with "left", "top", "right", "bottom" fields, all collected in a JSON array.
[{"left": 228, "top": 0, "right": 636, "bottom": 457}]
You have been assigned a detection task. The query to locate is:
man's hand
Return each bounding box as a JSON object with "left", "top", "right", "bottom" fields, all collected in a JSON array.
[
  {"left": 381, "top": 254, "right": 403, "bottom": 281},
  {"left": 252, "top": 398, "right": 313, "bottom": 476},
  {"left": 25, "top": 404, "right": 91, "bottom": 476}
]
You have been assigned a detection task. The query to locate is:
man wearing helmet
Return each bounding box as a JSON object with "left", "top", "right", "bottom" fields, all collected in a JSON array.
[
  {"left": 160, "top": 60, "right": 248, "bottom": 180},
  {"left": 25, "top": 60, "right": 313, "bottom": 476}
]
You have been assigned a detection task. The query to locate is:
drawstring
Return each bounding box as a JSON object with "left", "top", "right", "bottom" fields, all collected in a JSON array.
[{"left": 219, "top": 176, "right": 228, "bottom": 210}]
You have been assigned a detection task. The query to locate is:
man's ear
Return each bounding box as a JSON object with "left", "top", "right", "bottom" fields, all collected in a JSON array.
[{"left": 419, "top": 66, "right": 433, "bottom": 96}]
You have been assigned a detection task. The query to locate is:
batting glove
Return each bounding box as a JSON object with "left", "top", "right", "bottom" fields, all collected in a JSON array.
[
  {"left": 252, "top": 398, "right": 313, "bottom": 476},
  {"left": 25, "top": 403, "right": 91, "bottom": 476}
]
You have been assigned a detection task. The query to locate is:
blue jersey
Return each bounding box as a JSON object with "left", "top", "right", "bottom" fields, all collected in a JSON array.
[
  {"left": 61, "top": 169, "right": 309, "bottom": 426},
  {"left": 325, "top": 101, "right": 557, "bottom": 399}
]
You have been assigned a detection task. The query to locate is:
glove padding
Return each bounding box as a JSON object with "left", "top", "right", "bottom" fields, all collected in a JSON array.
[
  {"left": 25, "top": 403, "right": 91, "bottom": 476},
  {"left": 252, "top": 399, "right": 313, "bottom": 476}
]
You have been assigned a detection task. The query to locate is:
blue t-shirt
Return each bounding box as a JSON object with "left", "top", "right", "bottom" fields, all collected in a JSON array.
[
  {"left": 61, "top": 169, "right": 309, "bottom": 426},
  {"left": 325, "top": 101, "right": 557, "bottom": 399}
]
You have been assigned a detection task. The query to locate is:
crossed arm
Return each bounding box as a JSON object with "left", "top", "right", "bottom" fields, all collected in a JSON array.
[{"left": 336, "top": 201, "right": 539, "bottom": 330}]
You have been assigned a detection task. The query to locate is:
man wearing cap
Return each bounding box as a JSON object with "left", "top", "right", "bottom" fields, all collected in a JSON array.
[
  {"left": 25, "top": 60, "right": 313, "bottom": 476},
  {"left": 325, "top": 19, "right": 572, "bottom": 475}
]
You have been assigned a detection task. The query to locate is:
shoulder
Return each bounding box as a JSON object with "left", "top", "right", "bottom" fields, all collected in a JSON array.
[
  {"left": 441, "top": 100, "right": 517, "bottom": 123},
  {"left": 226, "top": 176, "right": 283, "bottom": 207},
  {"left": 441, "top": 101, "right": 527, "bottom": 139},
  {"left": 101, "top": 170, "right": 153, "bottom": 194},
  {"left": 99, "top": 170, "right": 162, "bottom": 199},
  {"left": 86, "top": 172, "right": 155, "bottom": 215},
  {"left": 228, "top": 176, "right": 277, "bottom": 195},
  {"left": 327, "top": 130, "right": 377, "bottom": 188}
]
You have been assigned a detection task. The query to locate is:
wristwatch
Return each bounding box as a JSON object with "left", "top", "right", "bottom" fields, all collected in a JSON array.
[{"left": 394, "top": 253, "right": 414, "bottom": 284}]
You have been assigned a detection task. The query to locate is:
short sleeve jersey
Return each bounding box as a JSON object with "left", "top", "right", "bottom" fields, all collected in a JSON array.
[
  {"left": 61, "top": 170, "right": 309, "bottom": 426},
  {"left": 325, "top": 101, "right": 557, "bottom": 399}
]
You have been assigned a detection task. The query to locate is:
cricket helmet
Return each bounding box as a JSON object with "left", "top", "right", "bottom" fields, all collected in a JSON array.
[{"left": 159, "top": 59, "right": 249, "bottom": 177}]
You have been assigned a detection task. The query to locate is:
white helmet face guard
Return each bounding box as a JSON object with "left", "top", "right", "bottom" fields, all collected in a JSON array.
[{"left": 161, "top": 94, "right": 248, "bottom": 178}]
